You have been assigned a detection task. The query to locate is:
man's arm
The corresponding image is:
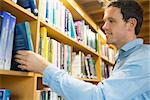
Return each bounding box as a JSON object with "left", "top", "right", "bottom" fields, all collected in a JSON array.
[{"left": 42, "top": 64, "right": 104, "bottom": 100}]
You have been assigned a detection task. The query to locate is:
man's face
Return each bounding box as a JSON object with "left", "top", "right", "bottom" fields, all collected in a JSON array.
[{"left": 102, "top": 6, "right": 128, "bottom": 47}]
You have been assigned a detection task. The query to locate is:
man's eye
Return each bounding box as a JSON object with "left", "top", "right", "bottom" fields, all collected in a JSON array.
[{"left": 109, "top": 20, "right": 113, "bottom": 23}]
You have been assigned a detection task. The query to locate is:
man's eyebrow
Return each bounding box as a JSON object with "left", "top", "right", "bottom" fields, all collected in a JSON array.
[{"left": 103, "top": 17, "right": 115, "bottom": 21}]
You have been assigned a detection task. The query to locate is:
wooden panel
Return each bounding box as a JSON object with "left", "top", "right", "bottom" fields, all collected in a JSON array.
[
  {"left": 144, "top": 13, "right": 149, "bottom": 21},
  {"left": 75, "top": 0, "right": 98, "bottom": 4},
  {"left": 83, "top": 5, "right": 103, "bottom": 13},
  {"left": 81, "top": 1, "right": 100, "bottom": 7},
  {"left": 1, "top": 76, "right": 36, "bottom": 100},
  {"left": 0, "top": 70, "right": 34, "bottom": 77},
  {"left": 143, "top": 38, "right": 150, "bottom": 44},
  {"left": 89, "top": 9, "right": 104, "bottom": 15},
  {"left": 0, "top": 77, "right": 2, "bottom": 87},
  {"left": 91, "top": 13, "right": 104, "bottom": 23}
]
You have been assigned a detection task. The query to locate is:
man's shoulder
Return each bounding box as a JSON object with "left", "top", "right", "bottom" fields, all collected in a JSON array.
[
  {"left": 136, "top": 44, "right": 150, "bottom": 53},
  {"left": 128, "top": 44, "right": 149, "bottom": 60},
  {"left": 141, "top": 44, "right": 150, "bottom": 49}
]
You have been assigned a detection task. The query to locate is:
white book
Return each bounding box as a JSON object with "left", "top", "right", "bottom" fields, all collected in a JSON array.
[
  {"left": 4, "top": 14, "right": 16, "bottom": 70},
  {"left": 0, "top": 12, "right": 11, "bottom": 69}
]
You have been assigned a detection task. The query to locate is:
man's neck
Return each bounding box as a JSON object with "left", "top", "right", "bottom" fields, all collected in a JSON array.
[{"left": 116, "top": 36, "right": 137, "bottom": 49}]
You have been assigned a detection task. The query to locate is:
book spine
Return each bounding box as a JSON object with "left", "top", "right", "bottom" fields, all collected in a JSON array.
[
  {"left": 0, "top": 11, "right": 11, "bottom": 69},
  {"left": 0, "top": 89, "right": 11, "bottom": 100},
  {"left": 4, "top": 14, "right": 16, "bottom": 70},
  {"left": 25, "top": 22, "right": 34, "bottom": 51}
]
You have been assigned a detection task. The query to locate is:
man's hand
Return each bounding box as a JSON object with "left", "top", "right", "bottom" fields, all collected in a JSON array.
[{"left": 15, "top": 50, "right": 49, "bottom": 74}]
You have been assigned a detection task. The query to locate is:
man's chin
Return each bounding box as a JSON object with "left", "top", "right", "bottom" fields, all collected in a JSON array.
[{"left": 106, "top": 40, "right": 113, "bottom": 45}]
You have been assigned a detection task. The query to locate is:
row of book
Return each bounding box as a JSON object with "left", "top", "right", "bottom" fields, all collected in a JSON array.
[
  {"left": 72, "top": 51, "right": 97, "bottom": 79},
  {"left": 40, "top": 0, "right": 76, "bottom": 38},
  {"left": 100, "top": 42, "right": 115, "bottom": 63},
  {"left": 0, "top": 89, "right": 11, "bottom": 100},
  {"left": 39, "top": 27, "right": 72, "bottom": 73},
  {"left": 36, "top": 88, "right": 65, "bottom": 100},
  {"left": 40, "top": 0, "right": 98, "bottom": 51},
  {"left": 101, "top": 60, "right": 113, "bottom": 80},
  {"left": 11, "top": 0, "right": 38, "bottom": 16},
  {"left": 0, "top": 11, "right": 33, "bottom": 71},
  {"left": 74, "top": 20, "right": 98, "bottom": 51},
  {"left": 0, "top": 88, "right": 65, "bottom": 100}
]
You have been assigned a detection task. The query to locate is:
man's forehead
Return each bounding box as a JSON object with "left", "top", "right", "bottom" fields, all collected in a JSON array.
[
  {"left": 105, "top": 6, "right": 121, "bottom": 15},
  {"left": 103, "top": 7, "right": 122, "bottom": 19}
]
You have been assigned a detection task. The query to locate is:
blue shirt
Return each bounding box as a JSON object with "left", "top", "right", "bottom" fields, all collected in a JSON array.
[{"left": 42, "top": 38, "right": 150, "bottom": 100}]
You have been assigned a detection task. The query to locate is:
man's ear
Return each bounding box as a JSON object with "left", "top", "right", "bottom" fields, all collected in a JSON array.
[{"left": 127, "top": 18, "right": 137, "bottom": 31}]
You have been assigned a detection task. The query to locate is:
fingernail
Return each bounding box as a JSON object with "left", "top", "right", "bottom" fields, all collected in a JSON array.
[{"left": 18, "top": 65, "right": 21, "bottom": 68}]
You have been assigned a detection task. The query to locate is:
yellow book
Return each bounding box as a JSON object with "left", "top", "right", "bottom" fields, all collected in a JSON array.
[{"left": 40, "top": 27, "right": 47, "bottom": 59}]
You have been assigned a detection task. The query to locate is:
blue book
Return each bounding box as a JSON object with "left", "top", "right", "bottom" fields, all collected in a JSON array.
[
  {"left": 11, "top": 21, "right": 33, "bottom": 71},
  {"left": 14, "top": 21, "right": 33, "bottom": 51},
  {"left": 45, "top": 0, "right": 49, "bottom": 23},
  {"left": 0, "top": 91, "right": 3, "bottom": 100},
  {"left": 0, "top": 15, "right": 3, "bottom": 33},
  {"left": 0, "top": 89, "right": 11, "bottom": 100},
  {"left": 17, "top": 0, "right": 38, "bottom": 16},
  {"left": 0, "top": 11, "right": 11, "bottom": 70},
  {"left": 69, "top": 14, "right": 76, "bottom": 39},
  {"left": 4, "top": 14, "right": 16, "bottom": 70}
]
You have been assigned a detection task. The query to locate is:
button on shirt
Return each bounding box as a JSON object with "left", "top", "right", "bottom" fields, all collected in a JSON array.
[{"left": 42, "top": 38, "right": 150, "bottom": 100}]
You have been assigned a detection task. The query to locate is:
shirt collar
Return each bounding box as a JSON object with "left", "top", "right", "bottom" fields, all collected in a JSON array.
[{"left": 120, "top": 38, "right": 143, "bottom": 52}]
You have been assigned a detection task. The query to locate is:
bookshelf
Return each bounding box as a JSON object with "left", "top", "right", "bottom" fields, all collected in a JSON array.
[{"left": 0, "top": 0, "right": 116, "bottom": 99}]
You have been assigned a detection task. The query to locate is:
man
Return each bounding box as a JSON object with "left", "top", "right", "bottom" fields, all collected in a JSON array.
[{"left": 15, "top": 0, "right": 150, "bottom": 100}]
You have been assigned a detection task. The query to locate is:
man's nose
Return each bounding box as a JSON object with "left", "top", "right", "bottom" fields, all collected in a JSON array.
[{"left": 102, "top": 22, "right": 108, "bottom": 31}]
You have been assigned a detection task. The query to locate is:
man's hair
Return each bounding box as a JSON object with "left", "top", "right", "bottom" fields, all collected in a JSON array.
[{"left": 107, "top": 0, "right": 143, "bottom": 35}]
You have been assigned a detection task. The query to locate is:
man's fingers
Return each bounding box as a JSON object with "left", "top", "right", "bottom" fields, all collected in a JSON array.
[
  {"left": 16, "top": 50, "right": 31, "bottom": 56},
  {"left": 15, "top": 58, "right": 27, "bottom": 65},
  {"left": 18, "top": 65, "right": 28, "bottom": 70},
  {"left": 15, "top": 54, "right": 27, "bottom": 61}
]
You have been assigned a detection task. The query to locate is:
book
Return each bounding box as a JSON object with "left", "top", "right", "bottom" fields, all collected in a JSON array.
[
  {"left": 87, "top": 55, "right": 97, "bottom": 79},
  {"left": 11, "top": 0, "right": 17, "bottom": 3},
  {"left": 0, "top": 89, "right": 11, "bottom": 100},
  {"left": 72, "top": 51, "right": 82, "bottom": 78},
  {"left": 17, "top": 0, "right": 38, "bottom": 16},
  {"left": 3, "top": 13, "right": 16, "bottom": 70},
  {"left": 40, "top": 27, "right": 48, "bottom": 59},
  {"left": 0, "top": 11, "right": 11, "bottom": 70},
  {"left": 0, "top": 15, "right": 3, "bottom": 33},
  {"left": 11, "top": 21, "right": 33, "bottom": 71},
  {"left": 69, "top": 13, "right": 76, "bottom": 39}
]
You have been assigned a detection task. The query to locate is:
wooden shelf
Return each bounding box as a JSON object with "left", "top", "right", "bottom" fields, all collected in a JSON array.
[
  {"left": 101, "top": 55, "right": 115, "bottom": 66},
  {"left": 35, "top": 73, "right": 43, "bottom": 78},
  {"left": 0, "top": 0, "right": 37, "bottom": 23},
  {"left": 78, "top": 78, "right": 100, "bottom": 83},
  {"left": 40, "top": 20, "right": 99, "bottom": 57},
  {"left": 0, "top": 70, "right": 34, "bottom": 77}
]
